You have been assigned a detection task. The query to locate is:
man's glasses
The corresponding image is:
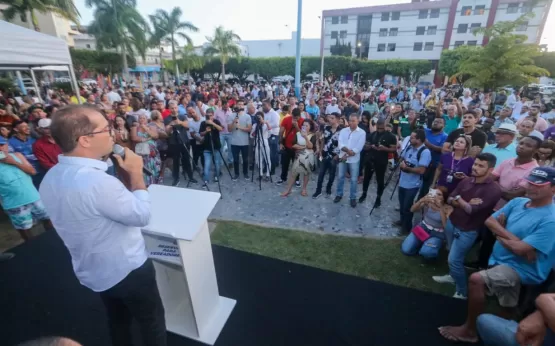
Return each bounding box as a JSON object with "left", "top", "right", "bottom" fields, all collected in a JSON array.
[{"left": 77, "top": 125, "right": 113, "bottom": 142}]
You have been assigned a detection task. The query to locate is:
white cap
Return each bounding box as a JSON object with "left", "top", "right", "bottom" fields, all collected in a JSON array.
[
  {"left": 38, "top": 118, "right": 52, "bottom": 128},
  {"left": 496, "top": 123, "right": 517, "bottom": 134},
  {"left": 529, "top": 130, "right": 545, "bottom": 141}
]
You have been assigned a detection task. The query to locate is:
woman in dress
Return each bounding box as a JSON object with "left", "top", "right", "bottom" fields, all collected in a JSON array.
[
  {"left": 432, "top": 135, "right": 474, "bottom": 197},
  {"left": 281, "top": 120, "right": 316, "bottom": 197},
  {"left": 148, "top": 110, "right": 170, "bottom": 183},
  {"left": 130, "top": 114, "right": 161, "bottom": 186}
]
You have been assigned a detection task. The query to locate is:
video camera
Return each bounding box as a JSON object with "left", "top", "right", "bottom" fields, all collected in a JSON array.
[{"left": 417, "top": 108, "right": 435, "bottom": 129}]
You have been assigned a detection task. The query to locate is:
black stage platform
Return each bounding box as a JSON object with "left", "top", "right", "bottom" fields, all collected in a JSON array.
[{"left": 0, "top": 231, "right": 474, "bottom": 346}]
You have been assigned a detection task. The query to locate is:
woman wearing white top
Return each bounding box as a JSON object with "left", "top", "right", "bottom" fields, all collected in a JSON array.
[{"left": 250, "top": 111, "right": 272, "bottom": 180}]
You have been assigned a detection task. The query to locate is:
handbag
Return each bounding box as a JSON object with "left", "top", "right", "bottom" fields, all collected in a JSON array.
[
  {"left": 135, "top": 142, "right": 150, "bottom": 156},
  {"left": 411, "top": 224, "right": 430, "bottom": 242}
]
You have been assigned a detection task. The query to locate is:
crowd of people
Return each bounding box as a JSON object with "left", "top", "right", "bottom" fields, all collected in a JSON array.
[{"left": 1, "top": 77, "right": 555, "bottom": 345}]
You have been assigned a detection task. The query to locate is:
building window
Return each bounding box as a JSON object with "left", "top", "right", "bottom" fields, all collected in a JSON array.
[
  {"left": 507, "top": 3, "right": 519, "bottom": 13},
  {"left": 416, "top": 26, "right": 426, "bottom": 35},
  {"left": 457, "top": 23, "right": 468, "bottom": 33},
  {"left": 427, "top": 26, "right": 437, "bottom": 35},
  {"left": 392, "top": 11, "right": 400, "bottom": 20},
  {"left": 474, "top": 5, "right": 485, "bottom": 15},
  {"left": 430, "top": 9, "right": 440, "bottom": 18},
  {"left": 340, "top": 15, "right": 348, "bottom": 24},
  {"left": 331, "top": 31, "right": 338, "bottom": 39},
  {"left": 387, "top": 43, "right": 396, "bottom": 51},
  {"left": 419, "top": 10, "right": 428, "bottom": 19},
  {"left": 516, "top": 21, "right": 528, "bottom": 31},
  {"left": 521, "top": 2, "right": 532, "bottom": 13},
  {"left": 381, "top": 12, "right": 390, "bottom": 21},
  {"left": 86, "top": 44, "right": 91, "bottom": 49},
  {"left": 331, "top": 16, "right": 339, "bottom": 24},
  {"left": 379, "top": 28, "right": 388, "bottom": 37},
  {"left": 424, "top": 42, "right": 434, "bottom": 51},
  {"left": 461, "top": 6, "right": 472, "bottom": 16},
  {"left": 377, "top": 43, "right": 386, "bottom": 52},
  {"left": 470, "top": 23, "right": 481, "bottom": 33},
  {"left": 413, "top": 42, "right": 423, "bottom": 51},
  {"left": 155, "top": 59, "right": 158, "bottom": 64},
  {"left": 454, "top": 41, "right": 464, "bottom": 48},
  {"left": 340, "top": 30, "right": 347, "bottom": 39},
  {"left": 467, "top": 40, "right": 478, "bottom": 46},
  {"left": 389, "top": 28, "right": 398, "bottom": 36}
]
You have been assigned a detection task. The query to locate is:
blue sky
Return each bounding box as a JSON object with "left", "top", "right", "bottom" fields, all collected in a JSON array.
[{"left": 75, "top": 0, "right": 555, "bottom": 50}]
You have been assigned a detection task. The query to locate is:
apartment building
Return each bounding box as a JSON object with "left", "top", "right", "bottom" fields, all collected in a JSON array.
[{"left": 321, "top": 0, "right": 551, "bottom": 61}]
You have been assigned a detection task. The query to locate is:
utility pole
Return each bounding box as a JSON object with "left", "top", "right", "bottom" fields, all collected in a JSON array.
[{"left": 294, "top": 0, "right": 302, "bottom": 98}]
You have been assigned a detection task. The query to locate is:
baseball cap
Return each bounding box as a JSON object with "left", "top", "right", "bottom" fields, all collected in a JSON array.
[
  {"left": 38, "top": 118, "right": 52, "bottom": 128},
  {"left": 496, "top": 123, "right": 517, "bottom": 134},
  {"left": 525, "top": 166, "right": 555, "bottom": 185}
]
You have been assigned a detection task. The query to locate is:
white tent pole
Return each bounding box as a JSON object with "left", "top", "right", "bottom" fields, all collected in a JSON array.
[
  {"left": 15, "top": 71, "right": 27, "bottom": 96},
  {"left": 29, "top": 68, "right": 43, "bottom": 103},
  {"left": 68, "top": 64, "right": 82, "bottom": 104}
]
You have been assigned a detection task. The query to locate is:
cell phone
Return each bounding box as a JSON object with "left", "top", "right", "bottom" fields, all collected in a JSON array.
[{"left": 445, "top": 98, "right": 453, "bottom": 103}]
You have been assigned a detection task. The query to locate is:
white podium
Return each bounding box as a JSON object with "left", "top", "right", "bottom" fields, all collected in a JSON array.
[{"left": 141, "top": 184, "right": 236, "bottom": 345}]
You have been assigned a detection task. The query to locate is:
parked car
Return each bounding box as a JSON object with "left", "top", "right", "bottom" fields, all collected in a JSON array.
[{"left": 540, "top": 85, "right": 555, "bottom": 96}]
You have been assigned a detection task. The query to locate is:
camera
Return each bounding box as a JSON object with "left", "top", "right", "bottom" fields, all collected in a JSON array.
[{"left": 404, "top": 160, "right": 416, "bottom": 168}]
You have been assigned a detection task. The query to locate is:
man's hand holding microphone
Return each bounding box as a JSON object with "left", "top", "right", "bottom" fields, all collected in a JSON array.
[{"left": 112, "top": 145, "right": 148, "bottom": 191}]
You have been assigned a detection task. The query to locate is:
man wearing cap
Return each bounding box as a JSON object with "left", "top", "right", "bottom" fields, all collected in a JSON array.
[
  {"left": 516, "top": 104, "right": 549, "bottom": 132},
  {"left": 325, "top": 97, "right": 341, "bottom": 115},
  {"left": 32, "top": 118, "right": 62, "bottom": 172},
  {"left": 482, "top": 123, "right": 517, "bottom": 168},
  {"left": 439, "top": 166, "right": 555, "bottom": 344}
]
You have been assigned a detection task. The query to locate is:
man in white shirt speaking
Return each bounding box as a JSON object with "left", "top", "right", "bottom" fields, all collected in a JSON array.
[{"left": 39, "top": 105, "right": 167, "bottom": 346}]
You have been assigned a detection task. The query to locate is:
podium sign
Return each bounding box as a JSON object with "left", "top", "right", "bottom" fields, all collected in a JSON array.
[{"left": 142, "top": 185, "right": 236, "bottom": 345}]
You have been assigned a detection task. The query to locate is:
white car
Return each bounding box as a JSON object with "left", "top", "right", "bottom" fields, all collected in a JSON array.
[
  {"left": 540, "top": 85, "right": 555, "bottom": 96},
  {"left": 81, "top": 78, "right": 97, "bottom": 86},
  {"left": 55, "top": 77, "right": 71, "bottom": 83}
]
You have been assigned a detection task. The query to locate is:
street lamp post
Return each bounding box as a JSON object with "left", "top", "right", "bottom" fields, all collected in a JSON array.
[
  {"left": 319, "top": 15, "right": 325, "bottom": 87},
  {"left": 294, "top": 0, "right": 302, "bottom": 98}
]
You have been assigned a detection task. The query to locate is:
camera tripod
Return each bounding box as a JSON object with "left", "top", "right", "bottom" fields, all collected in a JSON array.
[
  {"left": 171, "top": 125, "right": 202, "bottom": 189},
  {"left": 250, "top": 121, "right": 273, "bottom": 190},
  {"left": 205, "top": 127, "right": 234, "bottom": 198}
]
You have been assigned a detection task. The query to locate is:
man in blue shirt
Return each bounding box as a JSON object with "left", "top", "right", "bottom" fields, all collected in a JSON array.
[
  {"left": 439, "top": 166, "right": 555, "bottom": 343},
  {"left": 305, "top": 98, "right": 320, "bottom": 121},
  {"left": 394, "top": 129, "right": 431, "bottom": 234},
  {"left": 8, "top": 120, "right": 43, "bottom": 188},
  {"left": 481, "top": 123, "right": 517, "bottom": 168},
  {"left": 418, "top": 117, "right": 448, "bottom": 199}
]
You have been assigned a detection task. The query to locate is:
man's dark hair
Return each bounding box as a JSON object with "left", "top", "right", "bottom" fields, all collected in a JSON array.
[
  {"left": 282, "top": 105, "right": 290, "bottom": 112},
  {"left": 464, "top": 110, "right": 478, "bottom": 118},
  {"left": 292, "top": 108, "right": 301, "bottom": 117},
  {"left": 12, "top": 120, "right": 27, "bottom": 129},
  {"left": 412, "top": 129, "right": 426, "bottom": 142},
  {"left": 16, "top": 336, "right": 72, "bottom": 346},
  {"left": 525, "top": 135, "right": 542, "bottom": 148},
  {"left": 51, "top": 105, "right": 99, "bottom": 153},
  {"left": 376, "top": 119, "right": 386, "bottom": 127},
  {"left": 475, "top": 153, "right": 497, "bottom": 168}
]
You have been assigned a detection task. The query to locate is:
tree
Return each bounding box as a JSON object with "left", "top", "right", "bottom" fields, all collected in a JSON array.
[
  {"left": 1, "top": 0, "right": 80, "bottom": 31},
  {"left": 438, "top": 46, "right": 481, "bottom": 83},
  {"left": 163, "top": 44, "right": 205, "bottom": 84},
  {"left": 204, "top": 26, "right": 242, "bottom": 84},
  {"left": 534, "top": 52, "right": 555, "bottom": 76},
  {"left": 455, "top": 13, "right": 548, "bottom": 89},
  {"left": 86, "top": 0, "right": 147, "bottom": 80},
  {"left": 149, "top": 7, "right": 198, "bottom": 82},
  {"left": 70, "top": 48, "right": 136, "bottom": 75},
  {"left": 329, "top": 39, "right": 352, "bottom": 57}
]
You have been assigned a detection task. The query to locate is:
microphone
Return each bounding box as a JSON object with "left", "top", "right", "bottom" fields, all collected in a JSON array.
[{"left": 112, "top": 144, "right": 153, "bottom": 176}]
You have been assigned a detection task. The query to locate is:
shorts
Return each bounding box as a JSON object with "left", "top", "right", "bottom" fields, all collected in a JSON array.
[
  {"left": 479, "top": 265, "right": 521, "bottom": 308},
  {"left": 4, "top": 200, "right": 49, "bottom": 230}
]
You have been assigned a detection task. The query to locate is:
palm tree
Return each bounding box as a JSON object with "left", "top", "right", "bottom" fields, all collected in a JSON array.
[
  {"left": 149, "top": 7, "right": 198, "bottom": 83},
  {"left": 204, "top": 26, "right": 242, "bottom": 84},
  {"left": 86, "top": 0, "right": 147, "bottom": 80},
  {"left": 1, "top": 0, "right": 80, "bottom": 31},
  {"left": 179, "top": 44, "right": 204, "bottom": 85}
]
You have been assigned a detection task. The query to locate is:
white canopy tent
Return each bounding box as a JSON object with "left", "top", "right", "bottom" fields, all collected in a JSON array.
[{"left": 0, "top": 20, "right": 80, "bottom": 103}]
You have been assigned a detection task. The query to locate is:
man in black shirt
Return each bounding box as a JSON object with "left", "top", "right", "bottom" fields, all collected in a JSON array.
[
  {"left": 312, "top": 113, "right": 342, "bottom": 199},
  {"left": 443, "top": 110, "right": 487, "bottom": 156},
  {"left": 165, "top": 101, "right": 196, "bottom": 186},
  {"left": 199, "top": 108, "right": 223, "bottom": 187},
  {"left": 359, "top": 119, "right": 398, "bottom": 207}
]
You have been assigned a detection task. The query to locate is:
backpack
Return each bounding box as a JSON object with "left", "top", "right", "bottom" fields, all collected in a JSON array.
[{"left": 416, "top": 146, "right": 432, "bottom": 169}]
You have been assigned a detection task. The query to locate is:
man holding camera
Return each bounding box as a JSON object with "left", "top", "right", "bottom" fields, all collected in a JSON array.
[
  {"left": 165, "top": 101, "right": 196, "bottom": 186},
  {"left": 394, "top": 129, "right": 431, "bottom": 234},
  {"left": 359, "top": 119, "right": 397, "bottom": 208}
]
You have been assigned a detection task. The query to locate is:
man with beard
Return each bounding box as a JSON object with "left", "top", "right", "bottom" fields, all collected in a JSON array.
[
  {"left": 516, "top": 104, "right": 548, "bottom": 132},
  {"left": 358, "top": 119, "right": 397, "bottom": 208},
  {"left": 443, "top": 110, "right": 487, "bottom": 157},
  {"left": 418, "top": 117, "right": 448, "bottom": 199}
]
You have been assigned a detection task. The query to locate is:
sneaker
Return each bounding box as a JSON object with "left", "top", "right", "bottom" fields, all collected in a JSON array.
[
  {"left": 453, "top": 292, "right": 467, "bottom": 300},
  {"left": 0, "top": 252, "right": 15, "bottom": 262},
  {"left": 232, "top": 175, "right": 239, "bottom": 182},
  {"left": 244, "top": 174, "right": 250, "bottom": 180},
  {"left": 333, "top": 196, "right": 342, "bottom": 203},
  {"left": 432, "top": 274, "right": 455, "bottom": 285},
  {"left": 312, "top": 191, "right": 322, "bottom": 199},
  {"left": 295, "top": 181, "right": 301, "bottom": 188},
  {"left": 188, "top": 178, "right": 198, "bottom": 184},
  {"left": 350, "top": 199, "right": 357, "bottom": 208},
  {"left": 276, "top": 179, "right": 285, "bottom": 185},
  {"left": 395, "top": 206, "right": 400, "bottom": 211},
  {"left": 171, "top": 178, "right": 180, "bottom": 186},
  {"left": 325, "top": 191, "right": 332, "bottom": 197},
  {"left": 373, "top": 199, "right": 381, "bottom": 209},
  {"left": 358, "top": 194, "right": 367, "bottom": 203},
  {"left": 214, "top": 176, "right": 219, "bottom": 183},
  {"left": 202, "top": 181, "right": 209, "bottom": 189}
]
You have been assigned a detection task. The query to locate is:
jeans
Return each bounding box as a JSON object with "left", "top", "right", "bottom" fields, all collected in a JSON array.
[
  {"left": 231, "top": 145, "right": 249, "bottom": 176},
  {"left": 268, "top": 135, "right": 279, "bottom": 175},
  {"left": 315, "top": 157, "right": 338, "bottom": 194},
  {"left": 99, "top": 259, "right": 167, "bottom": 346},
  {"left": 361, "top": 159, "right": 387, "bottom": 200},
  {"left": 220, "top": 133, "right": 233, "bottom": 164},
  {"left": 401, "top": 231, "right": 444, "bottom": 259},
  {"left": 398, "top": 187, "right": 419, "bottom": 233},
  {"left": 445, "top": 219, "right": 479, "bottom": 296},
  {"left": 169, "top": 144, "right": 194, "bottom": 181},
  {"left": 336, "top": 161, "right": 360, "bottom": 200},
  {"left": 280, "top": 147, "right": 295, "bottom": 182},
  {"left": 418, "top": 164, "right": 437, "bottom": 200},
  {"left": 477, "top": 314, "right": 554, "bottom": 346},
  {"left": 203, "top": 150, "right": 222, "bottom": 182}
]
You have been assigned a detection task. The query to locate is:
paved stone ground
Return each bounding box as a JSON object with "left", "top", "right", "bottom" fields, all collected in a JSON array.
[{"left": 164, "top": 161, "right": 406, "bottom": 238}]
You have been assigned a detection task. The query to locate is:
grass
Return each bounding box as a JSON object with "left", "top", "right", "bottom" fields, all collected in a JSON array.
[{"left": 211, "top": 220, "right": 456, "bottom": 297}]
